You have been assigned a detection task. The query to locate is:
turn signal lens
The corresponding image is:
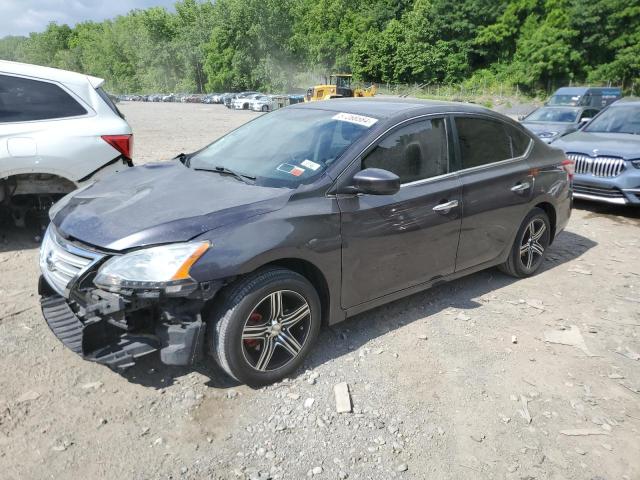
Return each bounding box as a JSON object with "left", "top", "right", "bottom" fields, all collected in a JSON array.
[{"left": 171, "top": 242, "right": 210, "bottom": 280}]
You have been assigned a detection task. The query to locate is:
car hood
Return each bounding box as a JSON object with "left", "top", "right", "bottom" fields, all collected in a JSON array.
[
  {"left": 552, "top": 131, "right": 640, "bottom": 160},
  {"left": 52, "top": 162, "right": 291, "bottom": 251},
  {"left": 521, "top": 122, "right": 575, "bottom": 135}
]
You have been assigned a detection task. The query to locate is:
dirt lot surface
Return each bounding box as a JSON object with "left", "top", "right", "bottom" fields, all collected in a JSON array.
[{"left": 1, "top": 102, "right": 639, "bottom": 480}]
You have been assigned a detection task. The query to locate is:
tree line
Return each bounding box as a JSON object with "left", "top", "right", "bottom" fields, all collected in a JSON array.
[{"left": 0, "top": 0, "right": 638, "bottom": 95}]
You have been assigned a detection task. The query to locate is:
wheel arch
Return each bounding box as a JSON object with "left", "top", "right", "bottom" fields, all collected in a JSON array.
[
  {"left": 533, "top": 201, "right": 557, "bottom": 244},
  {"left": 1, "top": 172, "right": 77, "bottom": 197},
  {"left": 261, "top": 258, "right": 331, "bottom": 326}
]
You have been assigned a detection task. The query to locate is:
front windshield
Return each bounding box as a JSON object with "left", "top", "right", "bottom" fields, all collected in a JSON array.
[
  {"left": 548, "top": 94, "right": 581, "bottom": 106},
  {"left": 584, "top": 106, "right": 640, "bottom": 134},
  {"left": 527, "top": 107, "right": 578, "bottom": 123},
  {"left": 189, "top": 108, "right": 376, "bottom": 187}
]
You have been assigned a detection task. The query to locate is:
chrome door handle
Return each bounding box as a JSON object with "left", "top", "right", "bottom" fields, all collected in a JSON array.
[
  {"left": 511, "top": 182, "right": 531, "bottom": 192},
  {"left": 432, "top": 200, "right": 459, "bottom": 212}
]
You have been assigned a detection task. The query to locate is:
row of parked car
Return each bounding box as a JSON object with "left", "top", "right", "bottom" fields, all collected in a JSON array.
[
  {"left": 519, "top": 87, "right": 640, "bottom": 206},
  {"left": 117, "top": 92, "right": 306, "bottom": 113}
]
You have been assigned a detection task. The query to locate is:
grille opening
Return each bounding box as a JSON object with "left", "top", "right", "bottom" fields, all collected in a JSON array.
[
  {"left": 567, "top": 153, "right": 625, "bottom": 178},
  {"left": 40, "top": 228, "right": 103, "bottom": 297}
]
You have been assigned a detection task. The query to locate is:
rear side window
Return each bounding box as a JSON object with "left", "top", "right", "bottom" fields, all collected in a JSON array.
[
  {"left": 504, "top": 124, "right": 531, "bottom": 157},
  {"left": 0, "top": 74, "right": 87, "bottom": 122},
  {"left": 362, "top": 118, "right": 448, "bottom": 184},
  {"left": 454, "top": 117, "right": 511, "bottom": 169},
  {"left": 96, "top": 86, "right": 124, "bottom": 119}
]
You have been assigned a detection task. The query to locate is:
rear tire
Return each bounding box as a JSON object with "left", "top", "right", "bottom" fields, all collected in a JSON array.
[
  {"left": 207, "top": 268, "right": 321, "bottom": 386},
  {"left": 499, "top": 208, "right": 551, "bottom": 278}
]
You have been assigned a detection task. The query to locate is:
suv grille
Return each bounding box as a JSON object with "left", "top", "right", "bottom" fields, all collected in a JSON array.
[
  {"left": 39, "top": 227, "right": 103, "bottom": 297},
  {"left": 567, "top": 153, "right": 625, "bottom": 177}
]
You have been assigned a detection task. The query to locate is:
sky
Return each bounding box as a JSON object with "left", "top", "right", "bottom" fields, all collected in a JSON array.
[{"left": 0, "top": 0, "right": 176, "bottom": 37}]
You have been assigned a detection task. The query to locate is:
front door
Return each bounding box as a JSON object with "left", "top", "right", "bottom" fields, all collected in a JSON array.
[
  {"left": 338, "top": 117, "right": 462, "bottom": 308},
  {"left": 451, "top": 115, "right": 534, "bottom": 271}
]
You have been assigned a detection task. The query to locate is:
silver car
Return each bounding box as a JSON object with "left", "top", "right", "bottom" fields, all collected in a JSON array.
[
  {"left": 552, "top": 99, "right": 640, "bottom": 206},
  {"left": 521, "top": 106, "right": 600, "bottom": 143},
  {"left": 0, "top": 60, "right": 132, "bottom": 226}
]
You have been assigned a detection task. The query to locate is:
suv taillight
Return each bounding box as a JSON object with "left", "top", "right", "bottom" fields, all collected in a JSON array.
[
  {"left": 102, "top": 134, "right": 133, "bottom": 160},
  {"left": 561, "top": 159, "right": 574, "bottom": 180}
]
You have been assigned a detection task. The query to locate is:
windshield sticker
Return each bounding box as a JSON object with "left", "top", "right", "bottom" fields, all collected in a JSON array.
[
  {"left": 332, "top": 112, "right": 378, "bottom": 128},
  {"left": 301, "top": 159, "right": 321, "bottom": 171},
  {"left": 277, "top": 163, "right": 306, "bottom": 177}
]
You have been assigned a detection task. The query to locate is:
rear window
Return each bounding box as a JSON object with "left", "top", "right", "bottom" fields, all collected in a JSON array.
[
  {"left": 505, "top": 124, "right": 532, "bottom": 157},
  {"left": 0, "top": 74, "right": 87, "bottom": 122},
  {"left": 96, "top": 87, "right": 125, "bottom": 119},
  {"left": 454, "top": 117, "right": 512, "bottom": 169}
]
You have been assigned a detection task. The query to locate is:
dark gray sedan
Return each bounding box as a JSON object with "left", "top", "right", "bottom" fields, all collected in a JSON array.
[
  {"left": 521, "top": 106, "right": 600, "bottom": 143},
  {"left": 39, "top": 99, "right": 572, "bottom": 385},
  {"left": 552, "top": 99, "right": 640, "bottom": 206}
]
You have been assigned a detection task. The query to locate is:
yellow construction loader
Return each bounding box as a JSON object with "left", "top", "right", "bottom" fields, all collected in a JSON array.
[{"left": 305, "top": 74, "right": 377, "bottom": 102}]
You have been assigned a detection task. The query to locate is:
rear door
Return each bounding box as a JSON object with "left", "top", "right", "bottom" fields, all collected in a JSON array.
[
  {"left": 0, "top": 73, "right": 87, "bottom": 178},
  {"left": 338, "top": 116, "right": 462, "bottom": 308},
  {"left": 451, "top": 115, "right": 533, "bottom": 272}
]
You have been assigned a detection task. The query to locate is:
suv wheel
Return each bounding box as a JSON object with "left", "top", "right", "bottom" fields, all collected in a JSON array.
[
  {"left": 499, "top": 208, "right": 551, "bottom": 278},
  {"left": 261, "top": 105, "right": 269, "bottom": 112},
  {"left": 208, "top": 268, "right": 321, "bottom": 386}
]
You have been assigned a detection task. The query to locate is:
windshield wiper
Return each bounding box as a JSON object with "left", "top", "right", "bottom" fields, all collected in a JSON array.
[{"left": 194, "top": 166, "right": 256, "bottom": 185}]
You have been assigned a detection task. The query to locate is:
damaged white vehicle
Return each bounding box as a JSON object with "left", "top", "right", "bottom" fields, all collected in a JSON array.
[{"left": 0, "top": 60, "right": 133, "bottom": 226}]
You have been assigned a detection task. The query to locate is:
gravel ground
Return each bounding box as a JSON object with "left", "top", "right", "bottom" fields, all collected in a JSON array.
[{"left": 1, "top": 102, "right": 639, "bottom": 480}]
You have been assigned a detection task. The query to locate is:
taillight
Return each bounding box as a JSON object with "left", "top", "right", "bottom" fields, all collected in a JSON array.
[
  {"left": 102, "top": 134, "right": 133, "bottom": 160},
  {"left": 561, "top": 158, "right": 574, "bottom": 180}
]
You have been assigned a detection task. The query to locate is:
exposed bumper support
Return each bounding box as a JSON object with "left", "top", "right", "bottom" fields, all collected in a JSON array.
[{"left": 40, "top": 287, "right": 207, "bottom": 370}]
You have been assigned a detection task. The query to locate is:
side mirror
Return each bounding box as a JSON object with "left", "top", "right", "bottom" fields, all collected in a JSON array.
[
  {"left": 517, "top": 114, "right": 526, "bottom": 121},
  {"left": 579, "top": 117, "right": 592, "bottom": 125},
  {"left": 351, "top": 168, "right": 400, "bottom": 195}
]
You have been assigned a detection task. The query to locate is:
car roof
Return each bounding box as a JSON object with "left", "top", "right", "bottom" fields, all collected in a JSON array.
[
  {"left": 289, "top": 97, "right": 489, "bottom": 119},
  {"left": 0, "top": 60, "right": 104, "bottom": 88},
  {"left": 553, "top": 87, "right": 590, "bottom": 95},
  {"left": 553, "top": 86, "right": 621, "bottom": 95}
]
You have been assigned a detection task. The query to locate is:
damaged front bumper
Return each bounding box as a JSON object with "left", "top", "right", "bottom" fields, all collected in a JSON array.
[{"left": 39, "top": 275, "right": 220, "bottom": 370}]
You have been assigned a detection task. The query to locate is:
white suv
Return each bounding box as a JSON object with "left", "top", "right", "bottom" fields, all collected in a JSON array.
[{"left": 0, "top": 60, "right": 133, "bottom": 227}]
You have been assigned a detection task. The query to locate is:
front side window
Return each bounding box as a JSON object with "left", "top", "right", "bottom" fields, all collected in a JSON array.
[
  {"left": 454, "top": 117, "right": 512, "bottom": 169},
  {"left": 189, "top": 108, "right": 375, "bottom": 188},
  {"left": 0, "top": 74, "right": 87, "bottom": 123},
  {"left": 362, "top": 118, "right": 448, "bottom": 184}
]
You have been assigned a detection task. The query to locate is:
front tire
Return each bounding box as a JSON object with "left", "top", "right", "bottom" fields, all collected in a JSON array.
[
  {"left": 208, "top": 268, "right": 321, "bottom": 386},
  {"left": 499, "top": 208, "right": 551, "bottom": 278}
]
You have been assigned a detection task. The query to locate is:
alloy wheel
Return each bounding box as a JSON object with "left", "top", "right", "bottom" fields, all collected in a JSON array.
[
  {"left": 241, "top": 290, "right": 311, "bottom": 372},
  {"left": 519, "top": 218, "right": 547, "bottom": 270}
]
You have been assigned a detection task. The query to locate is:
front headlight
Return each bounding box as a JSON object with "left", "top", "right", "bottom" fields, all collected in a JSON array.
[
  {"left": 94, "top": 241, "right": 209, "bottom": 293},
  {"left": 631, "top": 159, "right": 640, "bottom": 169}
]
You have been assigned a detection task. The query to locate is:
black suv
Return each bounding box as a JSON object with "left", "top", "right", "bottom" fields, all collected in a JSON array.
[{"left": 39, "top": 99, "right": 573, "bottom": 385}]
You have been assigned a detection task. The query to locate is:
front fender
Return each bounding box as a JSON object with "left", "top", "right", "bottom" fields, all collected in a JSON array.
[{"left": 189, "top": 196, "right": 345, "bottom": 323}]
